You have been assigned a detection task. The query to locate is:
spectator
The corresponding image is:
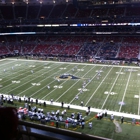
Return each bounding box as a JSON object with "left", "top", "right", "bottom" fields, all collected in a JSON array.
[
  {"left": 132, "top": 118, "right": 135, "bottom": 125},
  {"left": 40, "top": 117, "right": 46, "bottom": 125},
  {"left": 86, "top": 109, "right": 89, "bottom": 115},
  {"left": 89, "top": 122, "right": 92, "bottom": 129},
  {"left": 97, "top": 113, "right": 101, "bottom": 120},
  {"left": 19, "top": 97, "right": 21, "bottom": 102},
  {"left": 64, "top": 109, "right": 66, "bottom": 115},
  {"left": 81, "top": 101, "right": 84, "bottom": 106},
  {"left": 50, "top": 99, "right": 53, "bottom": 104},
  {"left": 43, "top": 102, "right": 46, "bottom": 107},
  {"left": 61, "top": 101, "right": 64, "bottom": 108},
  {"left": 104, "top": 110, "right": 107, "bottom": 117},
  {"left": 88, "top": 106, "right": 91, "bottom": 112},
  {"left": 28, "top": 104, "right": 31, "bottom": 111},
  {"left": 56, "top": 121, "right": 59, "bottom": 128},
  {"left": 121, "top": 116, "right": 124, "bottom": 124},
  {"left": 110, "top": 114, "right": 114, "bottom": 121},
  {"left": 0, "top": 107, "right": 18, "bottom": 140},
  {"left": 65, "top": 120, "right": 69, "bottom": 128},
  {"left": 67, "top": 104, "right": 70, "bottom": 109},
  {"left": 81, "top": 120, "right": 85, "bottom": 129},
  {"left": 36, "top": 99, "right": 38, "bottom": 104},
  {"left": 73, "top": 119, "right": 77, "bottom": 127}
]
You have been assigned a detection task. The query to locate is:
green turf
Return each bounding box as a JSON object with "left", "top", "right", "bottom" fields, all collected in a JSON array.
[{"left": 1, "top": 58, "right": 140, "bottom": 140}]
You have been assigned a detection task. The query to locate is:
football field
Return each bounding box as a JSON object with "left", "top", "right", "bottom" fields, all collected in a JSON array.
[{"left": 0, "top": 58, "right": 140, "bottom": 119}]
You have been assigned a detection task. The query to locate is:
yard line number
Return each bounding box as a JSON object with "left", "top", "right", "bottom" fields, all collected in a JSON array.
[{"left": 104, "top": 91, "right": 117, "bottom": 95}]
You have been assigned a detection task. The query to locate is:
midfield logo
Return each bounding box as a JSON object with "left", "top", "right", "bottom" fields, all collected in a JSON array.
[{"left": 55, "top": 74, "right": 80, "bottom": 80}]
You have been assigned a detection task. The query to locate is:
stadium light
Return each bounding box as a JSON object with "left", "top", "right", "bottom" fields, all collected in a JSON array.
[
  {"left": 39, "top": 1, "right": 42, "bottom": 4},
  {"left": 23, "top": 0, "right": 28, "bottom": 4}
]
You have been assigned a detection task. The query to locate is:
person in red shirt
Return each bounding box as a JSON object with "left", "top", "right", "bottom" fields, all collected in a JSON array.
[{"left": 65, "top": 120, "right": 69, "bottom": 128}]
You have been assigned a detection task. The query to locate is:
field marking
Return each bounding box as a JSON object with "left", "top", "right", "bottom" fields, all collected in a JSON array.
[
  {"left": 0, "top": 61, "right": 26, "bottom": 78},
  {"left": 4, "top": 63, "right": 62, "bottom": 95},
  {"left": 0, "top": 59, "right": 16, "bottom": 67},
  {"left": 2, "top": 59, "right": 140, "bottom": 116},
  {"left": 119, "top": 68, "right": 132, "bottom": 112},
  {"left": 101, "top": 67, "right": 123, "bottom": 109},
  {"left": 0, "top": 60, "right": 43, "bottom": 75},
  {"left": 16, "top": 63, "right": 65, "bottom": 96},
  {"left": 0, "top": 61, "right": 46, "bottom": 85},
  {"left": 12, "top": 80, "right": 20, "bottom": 83},
  {"left": 0, "top": 61, "right": 52, "bottom": 90},
  {"left": 55, "top": 65, "right": 95, "bottom": 102},
  {"left": 68, "top": 66, "right": 104, "bottom": 104},
  {"left": 31, "top": 83, "right": 41, "bottom": 86},
  {"left": 41, "top": 64, "right": 86, "bottom": 100},
  {"left": 53, "top": 85, "right": 63, "bottom": 88},
  {"left": 0, "top": 59, "right": 6, "bottom": 62},
  {"left": 7, "top": 58, "right": 140, "bottom": 69},
  {"left": 29, "top": 64, "right": 73, "bottom": 98},
  {"left": 85, "top": 66, "right": 114, "bottom": 106}
]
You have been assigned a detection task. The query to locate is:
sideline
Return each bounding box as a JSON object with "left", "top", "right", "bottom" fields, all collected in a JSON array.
[
  {"left": 1, "top": 93, "right": 140, "bottom": 120},
  {"left": 6, "top": 58, "right": 140, "bottom": 69}
]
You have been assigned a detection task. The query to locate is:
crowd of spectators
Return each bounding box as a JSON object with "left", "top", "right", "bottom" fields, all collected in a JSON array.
[
  {"left": 0, "top": 35, "right": 139, "bottom": 61},
  {"left": 0, "top": 4, "right": 139, "bottom": 60}
]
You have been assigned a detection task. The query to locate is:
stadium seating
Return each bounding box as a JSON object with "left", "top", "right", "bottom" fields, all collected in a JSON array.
[
  {"left": 118, "top": 45, "right": 139, "bottom": 59},
  {"left": 0, "top": 45, "right": 9, "bottom": 55},
  {"left": 0, "top": 4, "right": 139, "bottom": 60},
  {"left": 1, "top": 34, "right": 139, "bottom": 60}
]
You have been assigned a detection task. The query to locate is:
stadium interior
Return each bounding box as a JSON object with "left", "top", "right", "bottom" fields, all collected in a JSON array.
[{"left": 0, "top": 0, "right": 140, "bottom": 139}]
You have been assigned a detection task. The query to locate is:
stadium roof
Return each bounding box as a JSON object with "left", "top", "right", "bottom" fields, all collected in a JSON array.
[{"left": 0, "top": 0, "right": 140, "bottom": 5}]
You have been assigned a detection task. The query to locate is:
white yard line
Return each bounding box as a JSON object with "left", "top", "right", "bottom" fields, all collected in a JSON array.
[
  {"left": 55, "top": 65, "right": 95, "bottom": 102},
  {"left": 0, "top": 59, "right": 16, "bottom": 67},
  {"left": 119, "top": 68, "right": 132, "bottom": 112},
  {"left": 19, "top": 63, "right": 80, "bottom": 97},
  {"left": 5, "top": 63, "right": 62, "bottom": 95},
  {"left": 0, "top": 62, "right": 53, "bottom": 90},
  {"left": 29, "top": 64, "right": 73, "bottom": 98},
  {"left": 68, "top": 66, "right": 104, "bottom": 104},
  {"left": 85, "top": 66, "right": 114, "bottom": 106},
  {"left": 101, "top": 67, "right": 123, "bottom": 109},
  {"left": 1, "top": 59, "right": 140, "bottom": 119},
  {"left": 3, "top": 59, "right": 140, "bottom": 117},
  {"left": 0, "top": 61, "right": 23, "bottom": 77},
  {"left": 0, "top": 61, "right": 45, "bottom": 84},
  {"left": 0, "top": 59, "right": 5, "bottom": 62}
]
